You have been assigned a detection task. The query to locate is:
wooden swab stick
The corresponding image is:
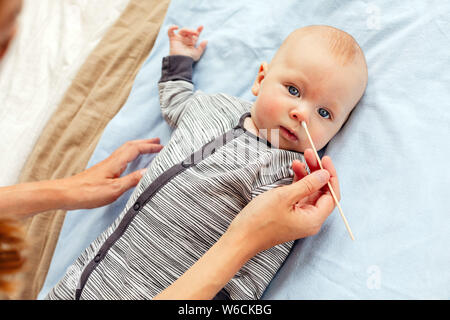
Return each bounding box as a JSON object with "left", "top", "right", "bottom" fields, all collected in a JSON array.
[{"left": 301, "top": 121, "right": 355, "bottom": 241}]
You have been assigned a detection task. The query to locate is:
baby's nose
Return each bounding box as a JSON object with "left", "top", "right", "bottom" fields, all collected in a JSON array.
[{"left": 289, "top": 108, "right": 308, "bottom": 125}]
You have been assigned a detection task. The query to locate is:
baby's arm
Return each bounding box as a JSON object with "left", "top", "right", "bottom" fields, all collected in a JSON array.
[{"left": 158, "top": 25, "right": 208, "bottom": 128}]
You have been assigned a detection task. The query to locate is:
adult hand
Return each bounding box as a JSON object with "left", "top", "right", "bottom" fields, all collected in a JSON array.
[
  {"left": 155, "top": 153, "right": 341, "bottom": 300},
  {"left": 62, "top": 138, "right": 163, "bottom": 210},
  {"left": 228, "top": 149, "right": 340, "bottom": 254}
]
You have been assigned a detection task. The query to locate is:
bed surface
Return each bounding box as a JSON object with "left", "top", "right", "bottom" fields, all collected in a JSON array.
[{"left": 40, "top": 0, "right": 450, "bottom": 299}]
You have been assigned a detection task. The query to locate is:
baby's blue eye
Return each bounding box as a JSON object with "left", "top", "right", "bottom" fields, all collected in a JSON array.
[
  {"left": 287, "top": 85, "right": 300, "bottom": 97},
  {"left": 318, "top": 108, "right": 330, "bottom": 119}
]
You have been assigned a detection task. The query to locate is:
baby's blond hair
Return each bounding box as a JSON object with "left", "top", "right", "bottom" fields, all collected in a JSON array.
[{"left": 275, "top": 25, "right": 366, "bottom": 68}]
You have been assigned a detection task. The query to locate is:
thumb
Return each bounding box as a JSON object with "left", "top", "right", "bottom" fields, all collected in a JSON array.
[
  {"left": 197, "top": 40, "right": 208, "bottom": 53},
  {"left": 286, "top": 169, "right": 330, "bottom": 203}
]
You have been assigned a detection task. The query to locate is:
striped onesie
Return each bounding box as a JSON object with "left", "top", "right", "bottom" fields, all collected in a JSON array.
[{"left": 46, "top": 55, "right": 305, "bottom": 300}]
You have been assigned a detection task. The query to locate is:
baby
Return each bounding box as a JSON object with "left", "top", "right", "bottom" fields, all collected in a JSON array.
[{"left": 47, "top": 25, "right": 367, "bottom": 300}]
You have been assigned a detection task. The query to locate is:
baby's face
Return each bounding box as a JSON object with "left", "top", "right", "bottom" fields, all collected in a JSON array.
[{"left": 250, "top": 33, "right": 367, "bottom": 152}]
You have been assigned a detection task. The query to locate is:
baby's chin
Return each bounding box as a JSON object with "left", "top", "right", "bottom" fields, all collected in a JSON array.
[
  {"left": 270, "top": 135, "right": 329, "bottom": 154},
  {"left": 265, "top": 134, "right": 307, "bottom": 154}
]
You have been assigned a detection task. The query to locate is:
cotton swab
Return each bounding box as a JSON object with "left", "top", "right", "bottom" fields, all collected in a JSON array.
[{"left": 301, "top": 121, "right": 355, "bottom": 241}]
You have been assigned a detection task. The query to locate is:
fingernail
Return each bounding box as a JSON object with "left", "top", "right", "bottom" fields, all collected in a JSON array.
[
  {"left": 139, "top": 169, "right": 147, "bottom": 176},
  {"left": 316, "top": 170, "right": 329, "bottom": 184}
]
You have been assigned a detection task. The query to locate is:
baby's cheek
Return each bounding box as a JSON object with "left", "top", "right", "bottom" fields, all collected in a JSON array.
[
  {"left": 267, "top": 104, "right": 280, "bottom": 118},
  {"left": 260, "top": 97, "right": 281, "bottom": 120},
  {"left": 254, "top": 93, "right": 282, "bottom": 128},
  {"left": 312, "top": 132, "right": 329, "bottom": 151}
]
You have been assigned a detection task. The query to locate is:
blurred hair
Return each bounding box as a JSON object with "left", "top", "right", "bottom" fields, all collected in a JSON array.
[
  {"left": 0, "top": 219, "right": 25, "bottom": 294},
  {"left": 315, "top": 25, "right": 363, "bottom": 66},
  {"left": 277, "top": 25, "right": 367, "bottom": 68}
]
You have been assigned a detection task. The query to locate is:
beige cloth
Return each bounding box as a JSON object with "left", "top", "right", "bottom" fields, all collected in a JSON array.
[{"left": 12, "top": 0, "right": 171, "bottom": 299}]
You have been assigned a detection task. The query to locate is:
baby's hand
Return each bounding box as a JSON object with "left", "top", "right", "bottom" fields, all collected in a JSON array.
[{"left": 168, "top": 25, "right": 208, "bottom": 62}]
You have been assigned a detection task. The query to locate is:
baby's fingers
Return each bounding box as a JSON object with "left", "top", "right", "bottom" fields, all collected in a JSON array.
[
  {"left": 168, "top": 25, "right": 179, "bottom": 38},
  {"left": 197, "top": 40, "right": 208, "bottom": 51},
  {"left": 192, "top": 40, "right": 208, "bottom": 61},
  {"left": 178, "top": 28, "right": 199, "bottom": 38}
]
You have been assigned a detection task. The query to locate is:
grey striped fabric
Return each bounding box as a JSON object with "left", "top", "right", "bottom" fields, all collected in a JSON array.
[{"left": 46, "top": 77, "right": 304, "bottom": 300}]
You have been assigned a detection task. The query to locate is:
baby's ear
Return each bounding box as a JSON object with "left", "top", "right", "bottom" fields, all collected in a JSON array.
[{"left": 251, "top": 62, "right": 269, "bottom": 96}]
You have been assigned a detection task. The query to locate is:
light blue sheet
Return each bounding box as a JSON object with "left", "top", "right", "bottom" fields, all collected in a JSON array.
[{"left": 39, "top": 0, "right": 450, "bottom": 299}]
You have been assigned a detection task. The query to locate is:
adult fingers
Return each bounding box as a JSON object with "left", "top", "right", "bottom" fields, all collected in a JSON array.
[
  {"left": 115, "top": 169, "right": 147, "bottom": 196},
  {"left": 146, "top": 137, "right": 161, "bottom": 144},
  {"left": 304, "top": 148, "right": 319, "bottom": 172},
  {"left": 118, "top": 140, "right": 162, "bottom": 162},
  {"left": 138, "top": 139, "right": 164, "bottom": 154},
  {"left": 295, "top": 188, "right": 326, "bottom": 207},
  {"left": 292, "top": 159, "right": 307, "bottom": 183},
  {"left": 303, "top": 149, "right": 334, "bottom": 195},
  {"left": 108, "top": 139, "right": 163, "bottom": 174},
  {"left": 311, "top": 189, "right": 336, "bottom": 225},
  {"left": 321, "top": 156, "right": 341, "bottom": 201},
  {"left": 286, "top": 169, "right": 330, "bottom": 204}
]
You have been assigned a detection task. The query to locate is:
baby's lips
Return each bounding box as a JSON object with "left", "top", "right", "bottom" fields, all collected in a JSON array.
[{"left": 279, "top": 126, "right": 299, "bottom": 142}]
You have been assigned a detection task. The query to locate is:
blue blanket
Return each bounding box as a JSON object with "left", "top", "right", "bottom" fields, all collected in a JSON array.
[{"left": 39, "top": 0, "right": 450, "bottom": 299}]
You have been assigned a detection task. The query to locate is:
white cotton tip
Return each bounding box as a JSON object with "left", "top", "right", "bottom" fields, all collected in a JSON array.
[{"left": 301, "top": 121, "right": 307, "bottom": 129}]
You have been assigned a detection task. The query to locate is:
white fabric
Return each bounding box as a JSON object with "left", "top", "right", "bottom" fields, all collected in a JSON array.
[{"left": 0, "top": 0, "right": 129, "bottom": 187}]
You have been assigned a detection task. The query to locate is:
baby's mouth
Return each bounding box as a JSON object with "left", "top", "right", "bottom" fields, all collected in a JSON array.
[{"left": 279, "top": 126, "right": 298, "bottom": 142}]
